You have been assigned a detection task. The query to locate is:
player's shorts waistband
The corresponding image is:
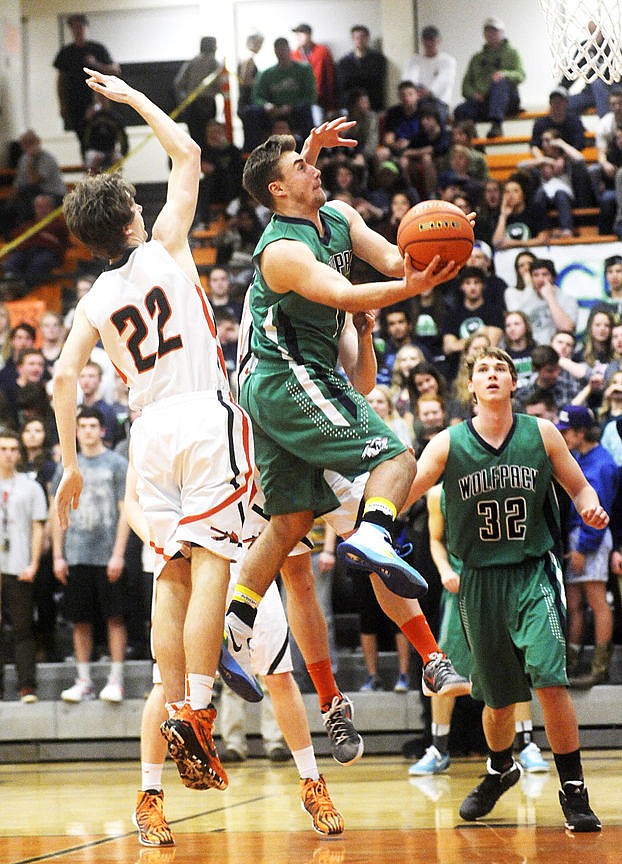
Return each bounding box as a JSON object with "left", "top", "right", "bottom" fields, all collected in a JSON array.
[
  {"left": 465, "top": 554, "right": 552, "bottom": 578},
  {"left": 138, "top": 389, "right": 231, "bottom": 414}
]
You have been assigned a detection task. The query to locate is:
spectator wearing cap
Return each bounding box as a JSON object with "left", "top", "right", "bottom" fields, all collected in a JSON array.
[
  {"left": 531, "top": 88, "right": 586, "bottom": 153},
  {"left": 53, "top": 13, "right": 120, "bottom": 147},
  {"left": 337, "top": 24, "right": 387, "bottom": 112},
  {"left": 467, "top": 239, "right": 507, "bottom": 305},
  {"left": 556, "top": 403, "right": 617, "bottom": 689},
  {"left": 402, "top": 25, "right": 457, "bottom": 124},
  {"left": 454, "top": 17, "right": 525, "bottom": 139},
  {"left": 436, "top": 236, "right": 505, "bottom": 318},
  {"left": 291, "top": 24, "right": 336, "bottom": 121}
]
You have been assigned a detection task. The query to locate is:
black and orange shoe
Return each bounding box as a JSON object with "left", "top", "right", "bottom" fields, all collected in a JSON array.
[
  {"left": 133, "top": 789, "right": 174, "bottom": 847},
  {"left": 160, "top": 703, "right": 228, "bottom": 791},
  {"left": 300, "top": 775, "right": 345, "bottom": 836}
]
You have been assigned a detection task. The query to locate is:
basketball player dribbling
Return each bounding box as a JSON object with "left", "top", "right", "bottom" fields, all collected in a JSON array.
[{"left": 53, "top": 69, "right": 253, "bottom": 792}]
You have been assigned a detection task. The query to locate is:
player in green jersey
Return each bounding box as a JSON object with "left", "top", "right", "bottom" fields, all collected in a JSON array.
[
  {"left": 224, "top": 119, "right": 469, "bottom": 765},
  {"left": 406, "top": 347, "right": 607, "bottom": 832}
]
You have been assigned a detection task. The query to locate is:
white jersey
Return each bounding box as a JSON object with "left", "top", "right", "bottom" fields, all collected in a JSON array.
[{"left": 82, "top": 240, "right": 229, "bottom": 410}]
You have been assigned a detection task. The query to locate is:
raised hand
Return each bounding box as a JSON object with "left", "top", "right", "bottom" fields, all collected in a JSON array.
[
  {"left": 83, "top": 67, "right": 135, "bottom": 104},
  {"left": 302, "top": 116, "right": 357, "bottom": 165},
  {"left": 310, "top": 116, "right": 358, "bottom": 149}
]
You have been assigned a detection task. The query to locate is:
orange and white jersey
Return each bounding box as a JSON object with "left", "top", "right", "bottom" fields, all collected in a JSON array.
[{"left": 82, "top": 240, "right": 229, "bottom": 410}]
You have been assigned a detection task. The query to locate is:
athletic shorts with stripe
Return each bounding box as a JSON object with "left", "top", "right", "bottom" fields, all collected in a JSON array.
[
  {"left": 437, "top": 590, "right": 471, "bottom": 681},
  {"left": 131, "top": 391, "right": 254, "bottom": 577},
  {"left": 459, "top": 552, "right": 568, "bottom": 708},
  {"left": 240, "top": 363, "right": 405, "bottom": 516}
]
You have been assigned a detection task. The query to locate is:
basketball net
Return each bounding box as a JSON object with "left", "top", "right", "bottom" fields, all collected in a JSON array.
[{"left": 538, "top": 0, "right": 622, "bottom": 83}]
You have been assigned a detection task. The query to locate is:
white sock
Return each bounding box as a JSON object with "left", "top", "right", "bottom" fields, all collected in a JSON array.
[
  {"left": 293, "top": 745, "right": 319, "bottom": 780},
  {"left": 165, "top": 701, "right": 182, "bottom": 718},
  {"left": 76, "top": 662, "right": 91, "bottom": 683},
  {"left": 141, "top": 762, "right": 163, "bottom": 791},
  {"left": 187, "top": 673, "right": 214, "bottom": 710},
  {"left": 109, "top": 662, "right": 124, "bottom": 685}
]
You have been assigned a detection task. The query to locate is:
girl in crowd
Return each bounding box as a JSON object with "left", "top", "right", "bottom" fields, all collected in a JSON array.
[
  {"left": 501, "top": 310, "right": 536, "bottom": 393},
  {"left": 571, "top": 306, "right": 617, "bottom": 411},
  {"left": 491, "top": 173, "right": 549, "bottom": 250},
  {"left": 389, "top": 344, "right": 426, "bottom": 422},
  {"left": 503, "top": 249, "right": 537, "bottom": 311},
  {"left": 409, "top": 361, "right": 461, "bottom": 428}
]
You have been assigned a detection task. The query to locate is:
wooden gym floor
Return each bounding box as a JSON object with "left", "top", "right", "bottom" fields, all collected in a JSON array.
[{"left": 1, "top": 751, "right": 620, "bottom": 864}]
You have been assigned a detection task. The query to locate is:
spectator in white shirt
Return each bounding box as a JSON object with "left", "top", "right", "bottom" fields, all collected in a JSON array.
[{"left": 402, "top": 26, "right": 456, "bottom": 123}]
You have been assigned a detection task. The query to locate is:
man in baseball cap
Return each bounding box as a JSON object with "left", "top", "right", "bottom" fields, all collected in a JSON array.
[
  {"left": 556, "top": 404, "right": 597, "bottom": 430},
  {"left": 454, "top": 16, "right": 525, "bottom": 139}
]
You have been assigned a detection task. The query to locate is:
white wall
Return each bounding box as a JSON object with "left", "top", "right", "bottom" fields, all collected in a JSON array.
[
  {"left": 416, "top": 1, "right": 560, "bottom": 110},
  {"left": 4, "top": 1, "right": 578, "bottom": 182}
]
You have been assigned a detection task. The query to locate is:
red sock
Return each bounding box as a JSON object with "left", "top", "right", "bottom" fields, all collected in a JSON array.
[
  {"left": 306, "top": 658, "right": 340, "bottom": 712},
  {"left": 400, "top": 614, "right": 442, "bottom": 666}
]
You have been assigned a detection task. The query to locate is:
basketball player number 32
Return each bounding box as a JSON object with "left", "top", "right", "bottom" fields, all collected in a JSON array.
[
  {"left": 111, "top": 287, "right": 183, "bottom": 373},
  {"left": 477, "top": 497, "right": 527, "bottom": 542}
]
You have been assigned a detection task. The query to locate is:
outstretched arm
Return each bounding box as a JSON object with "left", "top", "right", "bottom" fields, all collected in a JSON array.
[{"left": 83, "top": 67, "right": 200, "bottom": 257}]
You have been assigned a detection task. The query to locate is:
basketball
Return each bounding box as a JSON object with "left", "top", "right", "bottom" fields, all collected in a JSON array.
[{"left": 397, "top": 200, "right": 474, "bottom": 271}]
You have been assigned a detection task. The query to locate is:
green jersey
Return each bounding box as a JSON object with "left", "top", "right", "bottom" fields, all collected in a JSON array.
[
  {"left": 249, "top": 205, "right": 353, "bottom": 371},
  {"left": 443, "top": 414, "right": 560, "bottom": 569}
]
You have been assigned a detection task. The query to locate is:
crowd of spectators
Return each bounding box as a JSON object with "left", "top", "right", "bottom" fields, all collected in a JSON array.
[{"left": 1, "top": 15, "right": 621, "bottom": 712}]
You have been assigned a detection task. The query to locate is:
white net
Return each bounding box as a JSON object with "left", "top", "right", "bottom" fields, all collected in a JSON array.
[{"left": 538, "top": 0, "right": 622, "bottom": 84}]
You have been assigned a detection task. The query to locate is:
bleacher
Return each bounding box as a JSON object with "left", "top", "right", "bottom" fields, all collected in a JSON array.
[
  {"left": 0, "top": 643, "right": 620, "bottom": 762},
  {"left": 0, "top": 104, "right": 616, "bottom": 304}
]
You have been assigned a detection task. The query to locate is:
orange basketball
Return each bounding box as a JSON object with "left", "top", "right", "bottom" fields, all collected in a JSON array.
[{"left": 397, "top": 200, "right": 474, "bottom": 271}]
